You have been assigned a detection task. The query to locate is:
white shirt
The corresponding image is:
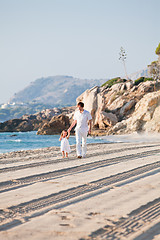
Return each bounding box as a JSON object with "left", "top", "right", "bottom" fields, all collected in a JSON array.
[{"left": 74, "top": 109, "right": 92, "bottom": 131}]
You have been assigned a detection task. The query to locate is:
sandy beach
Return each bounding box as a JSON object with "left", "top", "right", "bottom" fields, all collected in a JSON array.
[{"left": 0, "top": 142, "right": 160, "bottom": 240}]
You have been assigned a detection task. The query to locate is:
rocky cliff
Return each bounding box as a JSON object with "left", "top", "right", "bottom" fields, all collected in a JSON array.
[
  {"left": 76, "top": 78, "right": 160, "bottom": 135},
  {"left": 108, "top": 91, "right": 160, "bottom": 134}
]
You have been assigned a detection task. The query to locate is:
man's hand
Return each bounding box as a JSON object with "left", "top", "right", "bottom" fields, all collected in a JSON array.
[
  {"left": 68, "top": 120, "right": 77, "bottom": 133},
  {"left": 88, "top": 119, "right": 92, "bottom": 135}
]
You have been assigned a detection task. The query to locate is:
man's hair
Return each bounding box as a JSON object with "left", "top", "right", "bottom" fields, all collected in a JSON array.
[{"left": 77, "top": 102, "right": 84, "bottom": 107}]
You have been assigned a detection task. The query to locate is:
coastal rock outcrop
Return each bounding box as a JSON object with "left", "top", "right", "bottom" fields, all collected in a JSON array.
[
  {"left": 37, "top": 114, "right": 70, "bottom": 135},
  {"left": 0, "top": 106, "right": 75, "bottom": 133},
  {"left": 0, "top": 119, "right": 33, "bottom": 132}
]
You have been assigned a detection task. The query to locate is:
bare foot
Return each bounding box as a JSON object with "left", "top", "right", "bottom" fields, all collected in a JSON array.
[{"left": 62, "top": 151, "right": 65, "bottom": 158}]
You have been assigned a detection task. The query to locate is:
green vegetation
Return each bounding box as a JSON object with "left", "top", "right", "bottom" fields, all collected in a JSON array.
[
  {"left": 155, "top": 43, "right": 160, "bottom": 55},
  {"left": 151, "top": 60, "right": 158, "bottom": 65},
  {"left": 134, "top": 77, "right": 154, "bottom": 86},
  {"left": 101, "top": 77, "right": 128, "bottom": 88},
  {"left": 101, "top": 77, "right": 121, "bottom": 88}
]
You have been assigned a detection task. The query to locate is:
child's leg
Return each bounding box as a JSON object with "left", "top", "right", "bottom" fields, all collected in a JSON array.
[
  {"left": 66, "top": 152, "right": 68, "bottom": 158},
  {"left": 62, "top": 151, "right": 65, "bottom": 158}
]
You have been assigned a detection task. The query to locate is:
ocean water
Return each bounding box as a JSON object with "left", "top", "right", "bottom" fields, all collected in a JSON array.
[
  {"left": 1, "top": 131, "right": 160, "bottom": 154},
  {"left": 0, "top": 131, "right": 109, "bottom": 154}
]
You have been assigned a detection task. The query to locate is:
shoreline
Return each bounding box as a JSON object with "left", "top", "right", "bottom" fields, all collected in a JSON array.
[{"left": 1, "top": 131, "right": 160, "bottom": 155}]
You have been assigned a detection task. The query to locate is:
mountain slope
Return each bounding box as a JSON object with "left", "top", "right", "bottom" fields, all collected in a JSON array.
[
  {"left": 128, "top": 68, "right": 149, "bottom": 81},
  {"left": 9, "top": 76, "right": 106, "bottom": 106}
]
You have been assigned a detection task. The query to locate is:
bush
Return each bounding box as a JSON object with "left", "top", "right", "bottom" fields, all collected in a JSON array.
[
  {"left": 101, "top": 77, "right": 121, "bottom": 88},
  {"left": 155, "top": 43, "right": 160, "bottom": 55},
  {"left": 134, "top": 77, "right": 154, "bottom": 86}
]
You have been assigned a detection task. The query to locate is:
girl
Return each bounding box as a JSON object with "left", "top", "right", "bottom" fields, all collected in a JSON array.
[{"left": 59, "top": 130, "right": 71, "bottom": 158}]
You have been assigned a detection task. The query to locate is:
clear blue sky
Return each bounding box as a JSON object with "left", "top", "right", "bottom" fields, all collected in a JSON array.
[{"left": 0, "top": 0, "right": 159, "bottom": 103}]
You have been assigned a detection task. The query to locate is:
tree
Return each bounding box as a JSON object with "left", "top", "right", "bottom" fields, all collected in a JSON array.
[
  {"left": 119, "top": 47, "right": 128, "bottom": 79},
  {"left": 148, "top": 61, "right": 160, "bottom": 91},
  {"left": 148, "top": 43, "right": 160, "bottom": 91},
  {"left": 155, "top": 42, "right": 160, "bottom": 55}
]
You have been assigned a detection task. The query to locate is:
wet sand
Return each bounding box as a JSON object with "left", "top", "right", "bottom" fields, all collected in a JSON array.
[{"left": 0, "top": 142, "right": 160, "bottom": 240}]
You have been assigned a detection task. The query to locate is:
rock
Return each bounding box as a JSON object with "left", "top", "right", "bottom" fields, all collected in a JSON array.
[
  {"left": 37, "top": 114, "right": 70, "bottom": 135},
  {"left": 107, "top": 96, "right": 126, "bottom": 111},
  {"left": 0, "top": 119, "right": 34, "bottom": 132},
  {"left": 99, "top": 111, "right": 118, "bottom": 128},
  {"left": 110, "top": 91, "right": 160, "bottom": 134},
  {"left": 16, "top": 121, "right": 33, "bottom": 132},
  {"left": 126, "top": 81, "right": 134, "bottom": 90},
  {"left": 77, "top": 86, "right": 105, "bottom": 126},
  {"left": 130, "top": 86, "right": 137, "bottom": 92},
  {"left": 120, "top": 100, "right": 136, "bottom": 116},
  {"left": 137, "top": 81, "right": 154, "bottom": 93},
  {"left": 0, "top": 106, "right": 75, "bottom": 133},
  {"left": 111, "top": 83, "right": 124, "bottom": 92},
  {"left": 21, "top": 114, "right": 37, "bottom": 120}
]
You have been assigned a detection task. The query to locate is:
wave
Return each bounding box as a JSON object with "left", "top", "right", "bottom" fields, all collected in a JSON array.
[{"left": 6, "top": 139, "right": 22, "bottom": 143}]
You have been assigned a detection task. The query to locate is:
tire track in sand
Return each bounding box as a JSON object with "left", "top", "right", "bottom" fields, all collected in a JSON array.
[
  {"left": 0, "top": 161, "right": 160, "bottom": 231},
  {"left": 1, "top": 144, "right": 160, "bottom": 165},
  {"left": 0, "top": 149, "right": 160, "bottom": 193},
  {"left": 82, "top": 197, "right": 160, "bottom": 240}
]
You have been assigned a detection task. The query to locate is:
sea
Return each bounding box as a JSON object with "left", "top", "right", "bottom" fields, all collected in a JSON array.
[
  {"left": 0, "top": 131, "right": 109, "bottom": 154},
  {"left": 1, "top": 131, "right": 160, "bottom": 154}
]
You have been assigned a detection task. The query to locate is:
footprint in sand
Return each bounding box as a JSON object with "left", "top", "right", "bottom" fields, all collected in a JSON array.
[
  {"left": 59, "top": 223, "right": 75, "bottom": 228},
  {"left": 88, "top": 212, "right": 100, "bottom": 216},
  {"left": 59, "top": 223, "right": 70, "bottom": 226},
  {"left": 61, "top": 216, "right": 71, "bottom": 220}
]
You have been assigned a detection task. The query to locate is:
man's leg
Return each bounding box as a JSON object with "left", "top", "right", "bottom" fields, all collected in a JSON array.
[
  {"left": 76, "top": 130, "right": 82, "bottom": 157},
  {"left": 82, "top": 131, "right": 88, "bottom": 157}
]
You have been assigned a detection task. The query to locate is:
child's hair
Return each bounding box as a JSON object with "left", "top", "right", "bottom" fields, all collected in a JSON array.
[{"left": 61, "top": 129, "right": 68, "bottom": 137}]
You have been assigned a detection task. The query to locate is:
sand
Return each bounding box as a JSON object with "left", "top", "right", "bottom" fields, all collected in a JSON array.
[{"left": 0, "top": 141, "right": 160, "bottom": 240}]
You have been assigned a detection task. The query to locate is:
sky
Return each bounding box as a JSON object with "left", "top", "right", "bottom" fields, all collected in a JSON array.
[{"left": 0, "top": 0, "right": 160, "bottom": 104}]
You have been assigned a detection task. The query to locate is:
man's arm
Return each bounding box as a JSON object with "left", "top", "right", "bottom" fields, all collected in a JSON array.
[
  {"left": 67, "top": 131, "right": 70, "bottom": 139},
  {"left": 68, "top": 120, "right": 77, "bottom": 132},
  {"left": 88, "top": 119, "right": 92, "bottom": 135}
]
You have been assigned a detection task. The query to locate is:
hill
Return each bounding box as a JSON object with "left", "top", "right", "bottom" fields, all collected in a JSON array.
[
  {"left": 0, "top": 76, "right": 106, "bottom": 122},
  {"left": 9, "top": 76, "right": 106, "bottom": 105}
]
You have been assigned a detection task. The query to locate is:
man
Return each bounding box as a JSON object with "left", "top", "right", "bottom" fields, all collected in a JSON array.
[{"left": 68, "top": 102, "right": 92, "bottom": 158}]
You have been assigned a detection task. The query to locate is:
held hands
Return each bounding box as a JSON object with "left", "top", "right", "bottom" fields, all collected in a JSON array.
[{"left": 67, "top": 128, "right": 71, "bottom": 133}]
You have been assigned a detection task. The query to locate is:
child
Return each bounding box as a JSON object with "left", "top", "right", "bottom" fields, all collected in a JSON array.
[{"left": 59, "top": 129, "right": 71, "bottom": 158}]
